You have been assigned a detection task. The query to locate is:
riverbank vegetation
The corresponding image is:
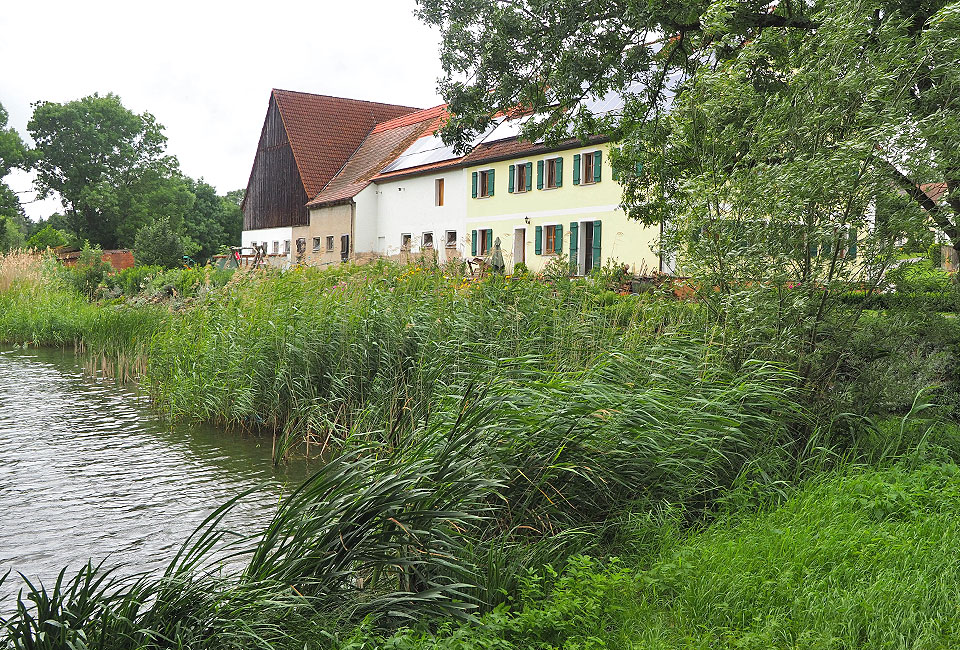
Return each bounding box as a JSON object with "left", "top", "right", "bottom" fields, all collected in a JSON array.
[{"left": 2, "top": 246, "right": 960, "bottom": 647}]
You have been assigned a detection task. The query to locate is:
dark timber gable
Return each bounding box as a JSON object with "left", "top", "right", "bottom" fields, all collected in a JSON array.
[
  {"left": 243, "top": 94, "right": 308, "bottom": 230},
  {"left": 242, "top": 89, "right": 420, "bottom": 232}
]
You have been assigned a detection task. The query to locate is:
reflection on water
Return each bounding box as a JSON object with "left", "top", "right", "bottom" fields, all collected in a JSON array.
[{"left": 0, "top": 347, "right": 310, "bottom": 601}]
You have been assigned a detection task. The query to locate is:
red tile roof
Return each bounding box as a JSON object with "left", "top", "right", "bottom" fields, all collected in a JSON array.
[
  {"left": 922, "top": 183, "right": 949, "bottom": 203},
  {"left": 272, "top": 89, "right": 420, "bottom": 198},
  {"left": 307, "top": 112, "right": 442, "bottom": 208},
  {"left": 370, "top": 104, "right": 448, "bottom": 134}
]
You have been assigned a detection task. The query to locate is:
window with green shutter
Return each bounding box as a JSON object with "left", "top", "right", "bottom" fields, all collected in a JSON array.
[
  {"left": 535, "top": 225, "right": 542, "bottom": 255},
  {"left": 525, "top": 162, "right": 532, "bottom": 192},
  {"left": 508, "top": 165, "right": 515, "bottom": 193},
  {"left": 471, "top": 172, "right": 478, "bottom": 199},
  {"left": 537, "top": 160, "right": 544, "bottom": 190},
  {"left": 471, "top": 229, "right": 477, "bottom": 256},
  {"left": 846, "top": 228, "right": 858, "bottom": 259},
  {"left": 485, "top": 229, "right": 493, "bottom": 251},
  {"left": 555, "top": 157, "right": 563, "bottom": 187},
  {"left": 478, "top": 169, "right": 494, "bottom": 197},
  {"left": 573, "top": 154, "right": 581, "bottom": 185},
  {"left": 593, "top": 151, "right": 602, "bottom": 183},
  {"left": 554, "top": 223, "right": 563, "bottom": 254}
]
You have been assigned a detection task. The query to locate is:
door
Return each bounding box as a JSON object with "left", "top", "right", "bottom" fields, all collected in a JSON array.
[
  {"left": 584, "top": 222, "right": 594, "bottom": 274},
  {"left": 514, "top": 228, "right": 525, "bottom": 268},
  {"left": 340, "top": 234, "right": 350, "bottom": 262}
]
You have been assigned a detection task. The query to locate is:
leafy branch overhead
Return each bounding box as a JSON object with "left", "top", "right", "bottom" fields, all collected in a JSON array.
[{"left": 417, "top": 0, "right": 960, "bottom": 257}]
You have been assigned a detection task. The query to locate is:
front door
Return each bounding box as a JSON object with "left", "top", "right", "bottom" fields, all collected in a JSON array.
[
  {"left": 514, "top": 228, "right": 525, "bottom": 268},
  {"left": 584, "top": 222, "right": 594, "bottom": 274}
]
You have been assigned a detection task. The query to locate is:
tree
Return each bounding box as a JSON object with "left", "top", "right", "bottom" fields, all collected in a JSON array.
[
  {"left": 0, "top": 101, "right": 29, "bottom": 236},
  {"left": 416, "top": 0, "right": 960, "bottom": 257},
  {"left": 28, "top": 93, "right": 177, "bottom": 249},
  {"left": 0, "top": 214, "right": 24, "bottom": 252},
  {"left": 134, "top": 216, "right": 186, "bottom": 268},
  {"left": 26, "top": 224, "right": 69, "bottom": 250},
  {"left": 181, "top": 180, "right": 242, "bottom": 264}
]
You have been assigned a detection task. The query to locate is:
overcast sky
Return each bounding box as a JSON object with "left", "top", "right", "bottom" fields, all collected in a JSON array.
[{"left": 1, "top": 0, "right": 445, "bottom": 221}]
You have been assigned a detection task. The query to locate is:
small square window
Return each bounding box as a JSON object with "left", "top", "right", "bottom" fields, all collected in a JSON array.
[
  {"left": 445, "top": 230, "right": 457, "bottom": 248},
  {"left": 401, "top": 233, "right": 412, "bottom": 250},
  {"left": 326, "top": 236, "right": 335, "bottom": 251},
  {"left": 435, "top": 178, "right": 444, "bottom": 206},
  {"left": 312, "top": 237, "right": 322, "bottom": 252},
  {"left": 422, "top": 232, "right": 434, "bottom": 248},
  {"left": 284, "top": 240, "right": 291, "bottom": 254}
]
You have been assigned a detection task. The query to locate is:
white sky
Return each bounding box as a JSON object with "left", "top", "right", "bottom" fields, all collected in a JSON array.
[{"left": 1, "top": 0, "right": 444, "bottom": 221}]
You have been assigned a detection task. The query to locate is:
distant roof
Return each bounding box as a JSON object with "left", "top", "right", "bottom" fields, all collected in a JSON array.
[
  {"left": 271, "top": 89, "right": 420, "bottom": 198},
  {"left": 307, "top": 106, "right": 445, "bottom": 208},
  {"left": 922, "top": 183, "right": 949, "bottom": 203}
]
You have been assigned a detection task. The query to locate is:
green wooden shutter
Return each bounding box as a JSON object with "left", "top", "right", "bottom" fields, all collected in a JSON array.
[
  {"left": 471, "top": 230, "right": 477, "bottom": 255},
  {"left": 525, "top": 162, "right": 533, "bottom": 191},
  {"left": 555, "top": 223, "right": 563, "bottom": 254},
  {"left": 636, "top": 161, "right": 643, "bottom": 174},
  {"left": 485, "top": 229, "right": 493, "bottom": 251},
  {"left": 808, "top": 237, "right": 818, "bottom": 259},
  {"left": 508, "top": 165, "right": 515, "bottom": 193},
  {"left": 488, "top": 170, "right": 495, "bottom": 196},
  {"left": 593, "top": 151, "right": 602, "bottom": 183},
  {"left": 847, "top": 228, "right": 858, "bottom": 259},
  {"left": 471, "top": 172, "right": 478, "bottom": 198},
  {"left": 556, "top": 158, "right": 563, "bottom": 186},
  {"left": 592, "top": 221, "right": 602, "bottom": 265},
  {"left": 573, "top": 154, "right": 581, "bottom": 185},
  {"left": 537, "top": 160, "right": 544, "bottom": 189},
  {"left": 569, "top": 221, "right": 579, "bottom": 273},
  {"left": 535, "top": 225, "right": 543, "bottom": 255}
]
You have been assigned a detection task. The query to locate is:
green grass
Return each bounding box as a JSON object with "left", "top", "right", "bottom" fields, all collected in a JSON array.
[{"left": 351, "top": 462, "right": 960, "bottom": 650}]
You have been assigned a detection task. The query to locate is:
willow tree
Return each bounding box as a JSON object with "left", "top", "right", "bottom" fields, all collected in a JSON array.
[{"left": 416, "top": 0, "right": 960, "bottom": 280}]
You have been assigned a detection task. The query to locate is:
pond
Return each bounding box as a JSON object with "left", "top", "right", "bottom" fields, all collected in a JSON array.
[{"left": 0, "top": 347, "right": 310, "bottom": 602}]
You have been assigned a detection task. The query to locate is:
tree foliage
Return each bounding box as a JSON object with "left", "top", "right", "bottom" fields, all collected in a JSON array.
[
  {"left": 26, "top": 224, "right": 69, "bottom": 251},
  {"left": 0, "top": 101, "right": 29, "bottom": 237},
  {"left": 28, "top": 93, "right": 176, "bottom": 249},
  {"left": 134, "top": 216, "right": 186, "bottom": 269},
  {"left": 417, "top": 0, "right": 960, "bottom": 261}
]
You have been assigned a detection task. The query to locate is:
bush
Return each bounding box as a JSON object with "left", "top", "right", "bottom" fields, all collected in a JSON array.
[
  {"left": 886, "top": 259, "right": 952, "bottom": 293},
  {"left": 929, "top": 242, "right": 944, "bottom": 268},
  {"left": 26, "top": 225, "right": 69, "bottom": 251},
  {"left": 134, "top": 216, "right": 186, "bottom": 268},
  {"left": 59, "top": 244, "right": 113, "bottom": 298}
]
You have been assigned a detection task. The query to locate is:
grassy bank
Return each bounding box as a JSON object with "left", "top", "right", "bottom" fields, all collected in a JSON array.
[{"left": 2, "top": 250, "right": 959, "bottom": 648}]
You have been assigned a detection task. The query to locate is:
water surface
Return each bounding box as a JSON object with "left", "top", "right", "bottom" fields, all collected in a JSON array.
[{"left": 0, "top": 347, "right": 309, "bottom": 601}]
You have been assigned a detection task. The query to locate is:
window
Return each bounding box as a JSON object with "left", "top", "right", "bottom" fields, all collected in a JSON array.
[
  {"left": 312, "top": 237, "right": 322, "bottom": 252},
  {"left": 516, "top": 163, "right": 527, "bottom": 193},
  {"left": 284, "top": 240, "right": 291, "bottom": 254},
  {"left": 544, "top": 225, "right": 557, "bottom": 253},
  {"left": 340, "top": 234, "right": 350, "bottom": 262},
  {"left": 445, "top": 230, "right": 457, "bottom": 248},
  {"left": 480, "top": 170, "right": 492, "bottom": 197},
  {"left": 472, "top": 229, "right": 493, "bottom": 256},
  {"left": 535, "top": 224, "right": 563, "bottom": 256},
  {"left": 272, "top": 241, "right": 279, "bottom": 254},
  {"left": 574, "top": 151, "right": 601, "bottom": 185},
  {"left": 401, "top": 233, "right": 412, "bottom": 250},
  {"left": 511, "top": 162, "right": 533, "bottom": 193},
  {"left": 546, "top": 157, "right": 562, "bottom": 189},
  {"left": 422, "top": 232, "right": 434, "bottom": 248},
  {"left": 326, "top": 236, "right": 334, "bottom": 251},
  {"left": 435, "top": 178, "right": 445, "bottom": 206}
]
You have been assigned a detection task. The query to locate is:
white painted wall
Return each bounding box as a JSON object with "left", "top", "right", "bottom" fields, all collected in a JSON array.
[
  {"left": 354, "top": 185, "right": 380, "bottom": 254},
  {"left": 242, "top": 226, "right": 293, "bottom": 262},
  {"left": 373, "top": 170, "right": 467, "bottom": 262}
]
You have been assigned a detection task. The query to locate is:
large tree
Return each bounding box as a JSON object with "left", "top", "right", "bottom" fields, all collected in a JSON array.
[
  {"left": 28, "top": 93, "right": 177, "bottom": 249},
  {"left": 416, "top": 0, "right": 960, "bottom": 259},
  {"left": 0, "top": 101, "right": 29, "bottom": 236}
]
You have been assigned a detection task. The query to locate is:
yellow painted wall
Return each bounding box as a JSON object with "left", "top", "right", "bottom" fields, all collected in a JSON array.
[{"left": 465, "top": 142, "right": 661, "bottom": 274}]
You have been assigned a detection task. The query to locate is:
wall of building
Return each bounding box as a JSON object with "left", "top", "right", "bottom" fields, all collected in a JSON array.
[
  {"left": 374, "top": 171, "right": 467, "bottom": 263},
  {"left": 242, "top": 227, "right": 293, "bottom": 263},
  {"left": 465, "top": 143, "right": 661, "bottom": 274},
  {"left": 298, "top": 203, "right": 355, "bottom": 267}
]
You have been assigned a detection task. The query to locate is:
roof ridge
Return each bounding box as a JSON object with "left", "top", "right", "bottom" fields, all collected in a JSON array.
[{"left": 272, "top": 88, "right": 421, "bottom": 111}]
